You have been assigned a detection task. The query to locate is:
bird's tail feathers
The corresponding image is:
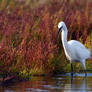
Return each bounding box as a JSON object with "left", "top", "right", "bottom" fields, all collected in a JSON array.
[
  {"left": 88, "top": 48, "right": 92, "bottom": 58},
  {"left": 91, "top": 50, "right": 92, "bottom": 58},
  {"left": 90, "top": 49, "right": 92, "bottom": 58}
]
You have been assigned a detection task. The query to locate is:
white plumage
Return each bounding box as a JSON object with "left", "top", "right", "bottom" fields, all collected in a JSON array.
[
  {"left": 57, "top": 21, "right": 91, "bottom": 75},
  {"left": 68, "top": 40, "right": 90, "bottom": 60}
]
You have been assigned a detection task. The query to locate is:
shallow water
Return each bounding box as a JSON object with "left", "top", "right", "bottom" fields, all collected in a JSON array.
[{"left": 1, "top": 73, "right": 92, "bottom": 92}]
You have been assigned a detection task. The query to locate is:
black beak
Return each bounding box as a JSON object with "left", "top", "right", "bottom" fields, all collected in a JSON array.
[{"left": 57, "top": 26, "right": 63, "bottom": 40}]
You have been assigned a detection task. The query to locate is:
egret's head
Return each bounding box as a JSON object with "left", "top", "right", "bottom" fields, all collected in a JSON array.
[{"left": 57, "top": 21, "right": 66, "bottom": 39}]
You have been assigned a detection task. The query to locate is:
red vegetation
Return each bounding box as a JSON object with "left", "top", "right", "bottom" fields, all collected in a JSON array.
[{"left": 0, "top": 0, "right": 92, "bottom": 76}]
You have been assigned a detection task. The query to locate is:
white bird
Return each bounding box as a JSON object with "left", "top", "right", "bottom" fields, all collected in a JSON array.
[{"left": 57, "top": 21, "right": 91, "bottom": 76}]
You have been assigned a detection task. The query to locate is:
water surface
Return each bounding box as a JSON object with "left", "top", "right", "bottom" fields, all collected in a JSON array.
[{"left": 1, "top": 73, "right": 92, "bottom": 92}]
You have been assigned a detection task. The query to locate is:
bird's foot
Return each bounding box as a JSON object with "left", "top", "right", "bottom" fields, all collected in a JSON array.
[
  {"left": 85, "top": 73, "right": 87, "bottom": 77},
  {"left": 71, "top": 72, "right": 74, "bottom": 76},
  {"left": 85, "top": 71, "right": 87, "bottom": 77},
  {"left": 84, "top": 70, "right": 87, "bottom": 77}
]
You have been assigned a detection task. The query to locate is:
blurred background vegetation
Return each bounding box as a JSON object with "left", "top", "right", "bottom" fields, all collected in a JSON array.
[{"left": 0, "top": 0, "right": 92, "bottom": 78}]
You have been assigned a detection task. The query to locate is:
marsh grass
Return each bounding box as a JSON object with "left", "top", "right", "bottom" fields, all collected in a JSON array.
[{"left": 0, "top": 0, "right": 92, "bottom": 77}]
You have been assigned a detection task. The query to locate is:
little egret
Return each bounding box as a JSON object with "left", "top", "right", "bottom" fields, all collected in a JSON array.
[{"left": 57, "top": 21, "right": 91, "bottom": 76}]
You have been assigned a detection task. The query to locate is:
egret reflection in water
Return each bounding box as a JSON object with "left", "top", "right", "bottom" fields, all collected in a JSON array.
[{"left": 1, "top": 74, "right": 92, "bottom": 91}]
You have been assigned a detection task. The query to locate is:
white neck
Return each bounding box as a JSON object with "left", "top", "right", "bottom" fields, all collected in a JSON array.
[{"left": 61, "top": 28, "right": 68, "bottom": 49}]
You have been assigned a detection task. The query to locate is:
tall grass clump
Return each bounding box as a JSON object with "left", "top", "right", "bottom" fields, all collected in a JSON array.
[{"left": 0, "top": 0, "right": 92, "bottom": 77}]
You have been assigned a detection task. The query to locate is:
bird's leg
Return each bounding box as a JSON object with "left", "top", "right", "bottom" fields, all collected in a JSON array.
[
  {"left": 71, "top": 63, "right": 73, "bottom": 76},
  {"left": 81, "top": 60, "right": 87, "bottom": 77}
]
